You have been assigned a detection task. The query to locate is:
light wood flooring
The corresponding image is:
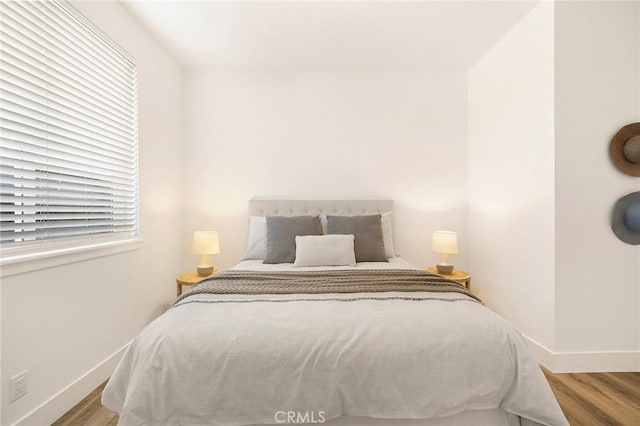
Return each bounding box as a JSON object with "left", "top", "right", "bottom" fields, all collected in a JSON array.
[
  {"left": 51, "top": 382, "right": 117, "bottom": 426},
  {"left": 541, "top": 368, "right": 639, "bottom": 425},
  {"left": 53, "top": 370, "right": 639, "bottom": 426}
]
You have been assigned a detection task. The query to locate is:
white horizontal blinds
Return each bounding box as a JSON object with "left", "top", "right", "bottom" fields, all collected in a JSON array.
[{"left": 0, "top": 0, "right": 138, "bottom": 246}]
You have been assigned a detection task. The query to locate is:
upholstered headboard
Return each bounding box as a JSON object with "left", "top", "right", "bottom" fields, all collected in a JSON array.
[{"left": 249, "top": 198, "right": 393, "bottom": 217}]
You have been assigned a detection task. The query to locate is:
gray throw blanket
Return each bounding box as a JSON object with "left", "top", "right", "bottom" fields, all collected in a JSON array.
[{"left": 176, "top": 269, "right": 480, "bottom": 304}]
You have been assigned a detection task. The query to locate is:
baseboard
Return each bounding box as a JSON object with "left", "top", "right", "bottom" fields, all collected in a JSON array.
[
  {"left": 10, "top": 344, "right": 127, "bottom": 426},
  {"left": 524, "top": 335, "right": 556, "bottom": 370},
  {"left": 524, "top": 335, "right": 640, "bottom": 373}
]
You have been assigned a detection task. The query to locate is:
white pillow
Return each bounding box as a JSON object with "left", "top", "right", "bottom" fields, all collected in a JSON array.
[
  {"left": 294, "top": 235, "right": 356, "bottom": 267},
  {"left": 320, "top": 212, "right": 396, "bottom": 258},
  {"left": 381, "top": 212, "right": 396, "bottom": 258},
  {"left": 244, "top": 216, "right": 266, "bottom": 260}
]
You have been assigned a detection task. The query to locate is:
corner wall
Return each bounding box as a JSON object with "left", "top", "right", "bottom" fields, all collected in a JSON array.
[
  {"left": 554, "top": 0, "right": 640, "bottom": 371},
  {"left": 469, "top": 1, "right": 640, "bottom": 372},
  {"left": 0, "top": 2, "right": 184, "bottom": 424},
  {"left": 468, "top": 2, "right": 556, "bottom": 354}
]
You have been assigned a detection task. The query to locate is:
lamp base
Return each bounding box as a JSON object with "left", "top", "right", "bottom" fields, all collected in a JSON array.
[
  {"left": 197, "top": 266, "right": 214, "bottom": 276},
  {"left": 436, "top": 264, "right": 454, "bottom": 274}
]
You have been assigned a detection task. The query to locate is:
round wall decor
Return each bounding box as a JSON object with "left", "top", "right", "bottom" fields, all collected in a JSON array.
[
  {"left": 611, "top": 191, "right": 640, "bottom": 245},
  {"left": 610, "top": 122, "right": 640, "bottom": 177}
]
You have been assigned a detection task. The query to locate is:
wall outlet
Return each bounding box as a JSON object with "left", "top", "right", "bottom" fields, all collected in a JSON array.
[{"left": 10, "top": 370, "right": 28, "bottom": 403}]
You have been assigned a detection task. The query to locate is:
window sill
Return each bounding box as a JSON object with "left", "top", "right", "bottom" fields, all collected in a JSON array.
[{"left": 0, "top": 238, "right": 142, "bottom": 277}]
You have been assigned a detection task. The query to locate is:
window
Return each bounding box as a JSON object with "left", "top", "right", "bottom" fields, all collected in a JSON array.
[{"left": 0, "top": 0, "right": 138, "bottom": 263}]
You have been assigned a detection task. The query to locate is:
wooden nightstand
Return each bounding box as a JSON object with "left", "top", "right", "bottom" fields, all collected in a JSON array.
[
  {"left": 426, "top": 267, "right": 471, "bottom": 290},
  {"left": 176, "top": 270, "right": 218, "bottom": 296}
]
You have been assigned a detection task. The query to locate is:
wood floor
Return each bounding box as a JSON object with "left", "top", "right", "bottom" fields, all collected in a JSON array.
[
  {"left": 53, "top": 370, "right": 639, "bottom": 426},
  {"left": 541, "top": 368, "right": 639, "bottom": 426},
  {"left": 52, "top": 382, "right": 117, "bottom": 426}
]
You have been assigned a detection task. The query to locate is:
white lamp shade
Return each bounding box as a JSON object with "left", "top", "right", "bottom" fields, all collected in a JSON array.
[
  {"left": 430, "top": 231, "right": 458, "bottom": 254},
  {"left": 192, "top": 231, "right": 220, "bottom": 255}
]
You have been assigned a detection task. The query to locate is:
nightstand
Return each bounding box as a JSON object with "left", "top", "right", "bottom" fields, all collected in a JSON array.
[
  {"left": 176, "top": 270, "right": 218, "bottom": 296},
  {"left": 426, "top": 267, "right": 471, "bottom": 290}
]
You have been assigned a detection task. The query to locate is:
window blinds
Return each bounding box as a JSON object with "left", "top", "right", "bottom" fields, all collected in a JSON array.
[{"left": 0, "top": 0, "right": 138, "bottom": 248}]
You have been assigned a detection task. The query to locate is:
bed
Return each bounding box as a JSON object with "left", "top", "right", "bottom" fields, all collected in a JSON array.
[{"left": 102, "top": 199, "right": 568, "bottom": 426}]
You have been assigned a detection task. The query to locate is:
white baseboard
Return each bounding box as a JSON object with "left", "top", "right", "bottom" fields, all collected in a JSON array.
[
  {"left": 524, "top": 335, "right": 640, "bottom": 373},
  {"left": 524, "top": 335, "right": 556, "bottom": 369},
  {"left": 10, "top": 344, "right": 127, "bottom": 426}
]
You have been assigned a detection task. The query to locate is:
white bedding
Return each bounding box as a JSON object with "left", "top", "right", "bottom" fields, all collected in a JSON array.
[
  {"left": 103, "top": 260, "right": 567, "bottom": 426},
  {"left": 231, "top": 257, "right": 417, "bottom": 272}
]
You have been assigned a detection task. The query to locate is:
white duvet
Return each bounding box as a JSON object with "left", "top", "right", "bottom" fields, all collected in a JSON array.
[{"left": 103, "top": 260, "right": 568, "bottom": 426}]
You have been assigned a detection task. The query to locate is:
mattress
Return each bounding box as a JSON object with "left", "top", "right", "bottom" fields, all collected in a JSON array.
[{"left": 103, "top": 259, "right": 567, "bottom": 426}]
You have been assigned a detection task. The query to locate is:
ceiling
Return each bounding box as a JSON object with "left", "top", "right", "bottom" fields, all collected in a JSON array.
[{"left": 123, "top": 1, "right": 538, "bottom": 70}]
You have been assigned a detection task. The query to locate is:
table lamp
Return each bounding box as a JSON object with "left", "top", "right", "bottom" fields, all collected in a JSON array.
[
  {"left": 192, "top": 231, "right": 220, "bottom": 276},
  {"left": 431, "top": 231, "right": 458, "bottom": 274}
]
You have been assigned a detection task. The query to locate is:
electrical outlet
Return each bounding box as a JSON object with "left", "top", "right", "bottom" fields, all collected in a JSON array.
[{"left": 10, "top": 370, "right": 28, "bottom": 403}]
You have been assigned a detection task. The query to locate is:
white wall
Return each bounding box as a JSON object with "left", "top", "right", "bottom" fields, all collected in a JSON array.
[
  {"left": 468, "top": 3, "right": 556, "bottom": 352},
  {"left": 182, "top": 69, "right": 469, "bottom": 272},
  {"left": 554, "top": 1, "right": 640, "bottom": 371},
  {"left": 0, "top": 2, "right": 184, "bottom": 424},
  {"left": 469, "top": 1, "right": 640, "bottom": 372}
]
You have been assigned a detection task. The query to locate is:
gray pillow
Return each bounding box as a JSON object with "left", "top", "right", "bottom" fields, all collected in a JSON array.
[
  {"left": 264, "top": 216, "right": 322, "bottom": 264},
  {"left": 326, "top": 215, "right": 388, "bottom": 262}
]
